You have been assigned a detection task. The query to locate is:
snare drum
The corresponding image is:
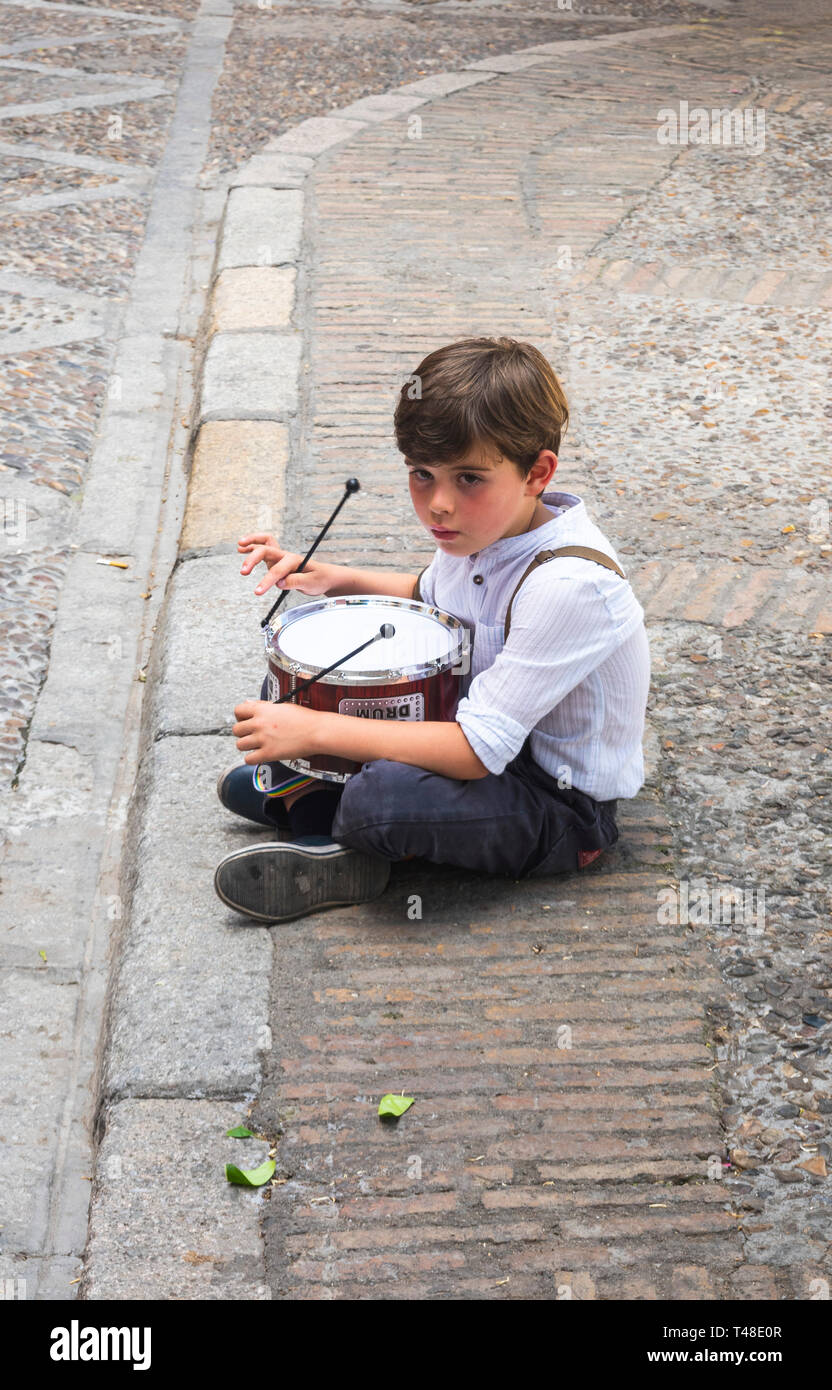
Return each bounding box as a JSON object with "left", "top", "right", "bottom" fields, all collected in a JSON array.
[{"left": 264, "top": 595, "right": 470, "bottom": 783}]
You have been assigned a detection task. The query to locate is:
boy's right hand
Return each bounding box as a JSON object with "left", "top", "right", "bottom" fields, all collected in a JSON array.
[{"left": 238, "top": 534, "right": 334, "bottom": 596}]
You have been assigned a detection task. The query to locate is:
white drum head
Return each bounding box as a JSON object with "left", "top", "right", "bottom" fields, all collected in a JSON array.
[{"left": 272, "top": 596, "right": 464, "bottom": 678}]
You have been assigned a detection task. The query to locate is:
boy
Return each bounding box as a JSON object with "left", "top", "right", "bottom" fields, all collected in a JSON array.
[{"left": 214, "top": 337, "right": 651, "bottom": 923}]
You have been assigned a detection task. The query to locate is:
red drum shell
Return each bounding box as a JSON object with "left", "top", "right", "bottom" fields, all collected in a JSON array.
[
  {"left": 266, "top": 662, "right": 464, "bottom": 779},
  {"left": 265, "top": 596, "right": 469, "bottom": 783}
]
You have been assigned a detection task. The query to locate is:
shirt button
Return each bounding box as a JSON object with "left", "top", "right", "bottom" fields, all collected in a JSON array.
[{"left": 472, "top": 574, "right": 484, "bottom": 585}]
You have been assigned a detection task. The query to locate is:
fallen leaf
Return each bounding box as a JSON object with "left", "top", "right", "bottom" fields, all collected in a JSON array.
[
  {"left": 226, "top": 1125, "right": 255, "bottom": 1139},
  {"left": 378, "top": 1093, "right": 414, "bottom": 1118},
  {"left": 781, "top": 524, "right": 796, "bottom": 533},
  {"left": 225, "top": 1158, "right": 275, "bottom": 1187}
]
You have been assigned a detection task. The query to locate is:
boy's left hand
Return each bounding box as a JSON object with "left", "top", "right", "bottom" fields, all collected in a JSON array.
[{"left": 232, "top": 700, "right": 318, "bottom": 764}]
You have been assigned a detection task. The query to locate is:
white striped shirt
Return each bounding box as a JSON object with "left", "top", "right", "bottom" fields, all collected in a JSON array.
[{"left": 418, "top": 489, "right": 651, "bottom": 800}]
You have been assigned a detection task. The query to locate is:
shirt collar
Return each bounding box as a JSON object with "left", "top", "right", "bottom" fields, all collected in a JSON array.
[{"left": 467, "top": 490, "right": 586, "bottom": 564}]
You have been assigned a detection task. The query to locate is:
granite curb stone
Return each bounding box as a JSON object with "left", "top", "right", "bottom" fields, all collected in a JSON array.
[
  {"left": 102, "top": 735, "right": 272, "bottom": 1103},
  {"left": 215, "top": 187, "right": 302, "bottom": 272},
  {"left": 148, "top": 552, "right": 266, "bottom": 737},
  {"left": 209, "top": 266, "right": 296, "bottom": 334},
  {"left": 180, "top": 419, "right": 288, "bottom": 554},
  {"left": 265, "top": 115, "right": 369, "bottom": 156},
  {"left": 199, "top": 330, "right": 301, "bottom": 423},
  {"left": 228, "top": 152, "right": 314, "bottom": 189},
  {"left": 83, "top": 1100, "right": 272, "bottom": 1300}
]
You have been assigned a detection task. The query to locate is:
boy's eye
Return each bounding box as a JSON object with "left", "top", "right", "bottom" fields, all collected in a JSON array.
[{"left": 460, "top": 473, "right": 483, "bottom": 486}]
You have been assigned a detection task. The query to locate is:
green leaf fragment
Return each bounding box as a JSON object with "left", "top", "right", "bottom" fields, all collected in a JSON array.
[
  {"left": 225, "top": 1158, "right": 276, "bottom": 1187},
  {"left": 226, "top": 1125, "right": 255, "bottom": 1138},
  {"left": 378, "top": 1094, "right": 414, "bottom": 1118},
  {"left": 38, "top": 950, "right": 47, "bottom": 963}
]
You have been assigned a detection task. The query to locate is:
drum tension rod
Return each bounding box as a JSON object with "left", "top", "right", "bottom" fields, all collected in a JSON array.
[
  {"left": 261, "top": 477, "right": 361, "bottom": 630},
  {"left": 275, "top": 625, "right": 395, "bottom": 705}
]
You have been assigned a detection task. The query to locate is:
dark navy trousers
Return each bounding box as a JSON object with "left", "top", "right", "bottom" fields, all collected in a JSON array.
[
  {"left": 258, "top": 678, "right": 618, "bottom": 879},
  {"left": 330, "top": 739, "right": 618, "bottom": 879}
]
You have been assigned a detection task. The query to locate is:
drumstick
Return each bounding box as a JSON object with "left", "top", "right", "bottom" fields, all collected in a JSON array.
[
  {"left": 261, "top": 477, "right": 361, "bottom": 629},
  {"left": 274, "top": 623, "right": 395, "bottom": 704}
]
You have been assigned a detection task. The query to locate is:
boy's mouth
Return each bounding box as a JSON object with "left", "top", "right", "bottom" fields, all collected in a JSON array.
[{"left": 431, "top": 526, "right": 460, "bottom": 538}]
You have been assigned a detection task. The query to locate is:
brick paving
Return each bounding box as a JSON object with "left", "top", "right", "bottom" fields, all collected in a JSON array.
[{"left": 252, "top": 18, "right": 831, "bottom": 1297}]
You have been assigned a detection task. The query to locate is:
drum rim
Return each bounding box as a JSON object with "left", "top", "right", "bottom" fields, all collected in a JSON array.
[{"left": 264, "top": 594, "right": 469, "bottom": 686}]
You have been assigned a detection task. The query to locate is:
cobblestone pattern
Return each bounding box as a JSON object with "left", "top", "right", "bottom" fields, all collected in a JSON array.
[
  {"left": 204, "top": 3, "right": 643, "bottom": 177},
  {"left": 0, "top": 4, "right": 184, "bottom": 785}
]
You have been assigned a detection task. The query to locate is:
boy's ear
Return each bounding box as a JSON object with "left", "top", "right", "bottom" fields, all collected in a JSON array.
[{"left": 528, "top": 449, "right": 558, "bottom": 493}]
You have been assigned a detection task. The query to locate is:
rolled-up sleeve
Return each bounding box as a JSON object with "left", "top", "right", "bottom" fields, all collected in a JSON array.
[{"left": 455, "top": 570, "right": 634, "bottom": 776}]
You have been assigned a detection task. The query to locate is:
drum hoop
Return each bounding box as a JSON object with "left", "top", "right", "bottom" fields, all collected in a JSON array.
[
  {"left": 263, "top": 594, "right": 468, "bottom": 686},
  {"left": 280, "top": 756, "right": 350, "bottom": 785}
]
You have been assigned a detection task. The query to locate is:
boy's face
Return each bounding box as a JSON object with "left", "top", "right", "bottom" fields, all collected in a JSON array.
[{"left": 406, "top": 442, "right": 556, "bottom": 556}]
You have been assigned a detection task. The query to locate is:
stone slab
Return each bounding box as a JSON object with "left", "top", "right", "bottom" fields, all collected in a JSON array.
[
  {"left": 180, "top": 419, "right": 288, "bottom": 555},
  {"left": 465, "top": 52, "right": 553, "bottom": 73},
  {"left": 103, "top": 736, "right": 272, "bottom": 1101},
  {"left": 199, "top": 331, "right": 300, "bottom": 423},
  {"left": 148, "top": 553, "right": 267, "bottom": 735},
  {"left": 333, "top": 93, "right": 428, "bottom": 122},
  {"left": 83, "top": 1099, "right": 272, "bottom": 1299},
  {"left": 23, "top": 552, "right": 145, "bottom": 761},
  {"left": 0, "top": 1256, "right": 81, "bottom": 1302},
  {"left": 209, "top": 265, "right": 295, "bottom": 334},
  {"left": 228, "top": 152, "right": 313, "bottom": 189},
  {"left": 0, "top": 970, "right": 82, "bottom": 1252},
  {"left": 265, "top": 115, "right": 367, "bottom": 156},
  {"left": 395, "top": 71, "right": 496, "bottom": 98},
  {"left": 215, "top": 187, "right": 302, "bottom": 273},
  {"left": 0, "top": 742, "right": 102, "bottom": 970}
]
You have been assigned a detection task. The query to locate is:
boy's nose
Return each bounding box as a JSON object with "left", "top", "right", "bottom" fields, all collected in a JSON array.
[{"left": 430, "top": 491, "right": 453, "bottom": 518}]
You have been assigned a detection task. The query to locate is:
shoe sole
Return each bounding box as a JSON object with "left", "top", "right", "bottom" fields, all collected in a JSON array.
[{"left": 214, "top": 841, "right": 390, "bottom": 923}]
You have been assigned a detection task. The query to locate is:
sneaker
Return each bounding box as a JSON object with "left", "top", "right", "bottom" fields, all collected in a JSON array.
[
  {"left": 216, "top": 762, "right": 319, "bottom": 831},
  {"left": 213, "top": 838, "right": 391, "bottom": 924}
]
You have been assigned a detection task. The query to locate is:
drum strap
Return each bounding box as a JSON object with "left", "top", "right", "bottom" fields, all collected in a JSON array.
[
  {"left": 412, "top": 547, "right": 625, "bottom": 641},
  {"left": 504, "top": 547, "right": 626, "bottom": 640},
  {"left": 411, "top": 566, "right": 429, "bottom": 602}
]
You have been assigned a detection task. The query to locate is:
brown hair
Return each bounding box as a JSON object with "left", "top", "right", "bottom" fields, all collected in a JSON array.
[{"left": 393, "top": 336, "right": 569, "bottom": 476}]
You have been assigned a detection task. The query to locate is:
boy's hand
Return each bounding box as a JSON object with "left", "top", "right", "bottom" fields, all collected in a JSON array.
[
  {"left": 233, "top": 699, "right": 319, "bottom": 764},
  {"left": 238, "top": 533, "right": 335, "bottom": 597}
]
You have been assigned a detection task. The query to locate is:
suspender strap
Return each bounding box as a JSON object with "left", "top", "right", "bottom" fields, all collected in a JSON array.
[
  {"left": 504, "top": 546, "right": 626, "bottom": 640},
  {"left": 412, "top": 566, "right": 429, "bottom": 602}
]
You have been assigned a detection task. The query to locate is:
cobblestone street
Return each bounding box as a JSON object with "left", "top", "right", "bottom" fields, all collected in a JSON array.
[{"left": 1, "top": 0, "right": 830, "bottom": 1304}]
